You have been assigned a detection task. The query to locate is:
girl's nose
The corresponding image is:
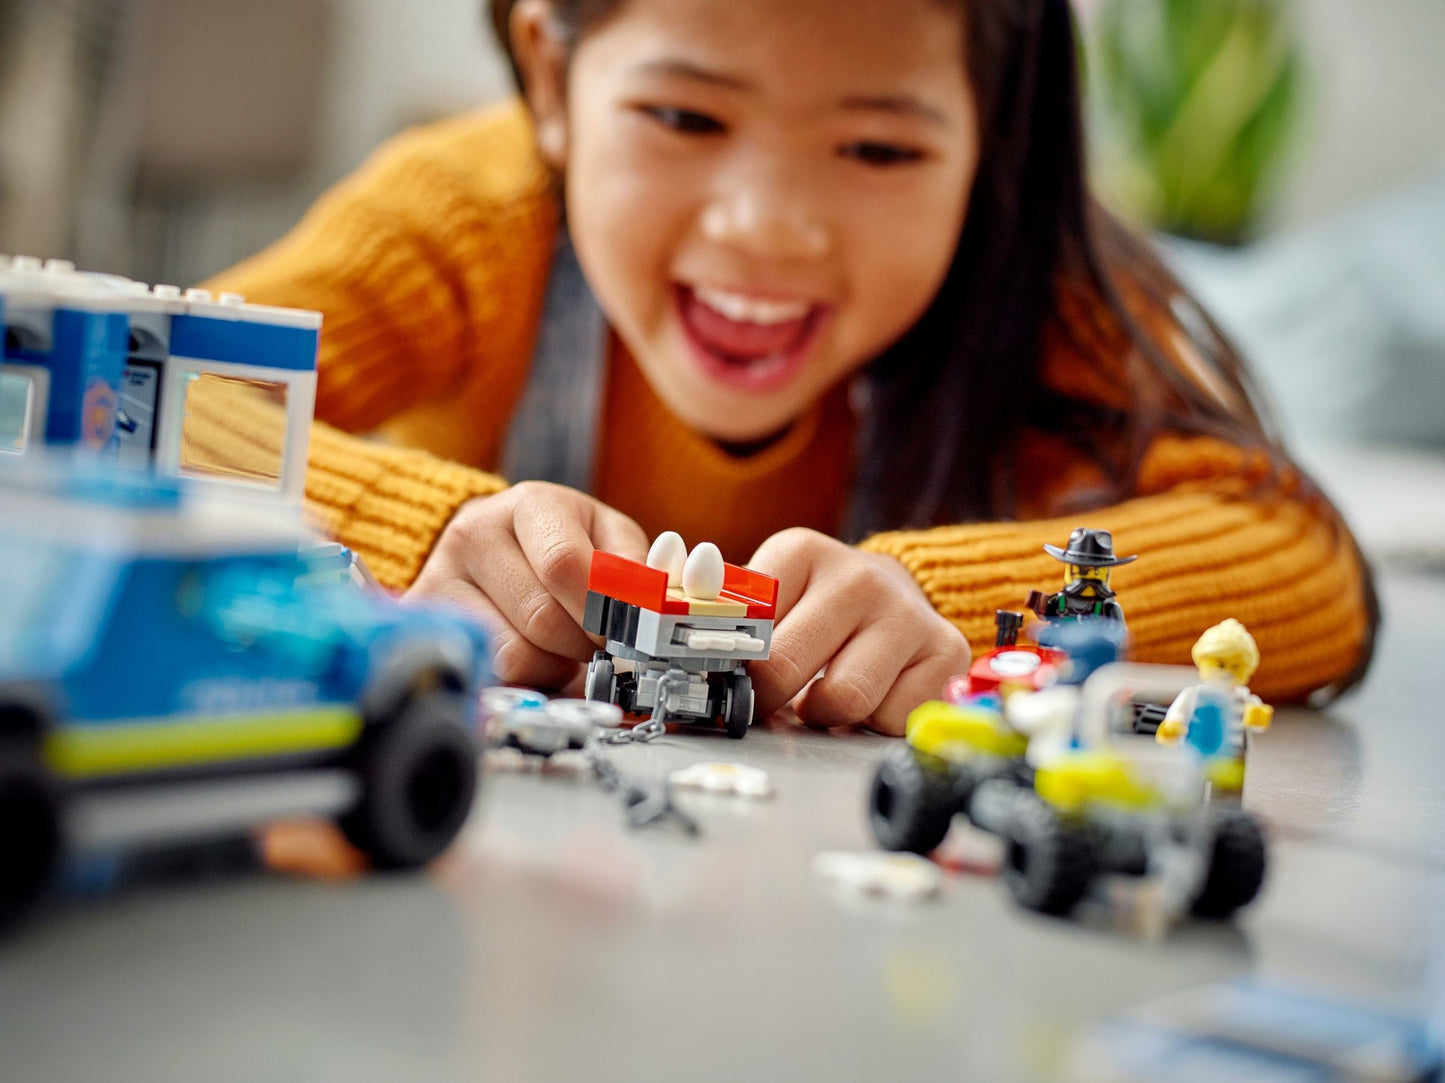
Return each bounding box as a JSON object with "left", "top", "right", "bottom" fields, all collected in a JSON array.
[{"left": 699, "top": 177, "right": 831, "bottom": 262}]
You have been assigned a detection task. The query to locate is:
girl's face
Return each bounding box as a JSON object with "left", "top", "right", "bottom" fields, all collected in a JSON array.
[{"left": 532, "top": 0, "right": 978, "bottom": 442}]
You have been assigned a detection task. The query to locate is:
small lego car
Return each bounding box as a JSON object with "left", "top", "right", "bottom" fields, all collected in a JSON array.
[
  {"left": 870, "top": 659, "right": 1267, "bottom": 923},
  {"left": 0, "top": 463, "right": 490, "bottom": 930},
  {"left": 480, "top": 686, "right": 623, "bottom": 756},
  {"left": 582, "top": 533, "right": 778, "bottom": 739},
  {"left": 943, "top": 608, "right": 1070, "bottom": 702}
]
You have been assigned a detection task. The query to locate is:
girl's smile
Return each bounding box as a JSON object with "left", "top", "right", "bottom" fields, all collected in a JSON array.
[
  {"left": 672, "top": 283, "right": 831, "bottom": 394},
  {"left": 516, "top": 0, "right": 979, "bottom": 442}
]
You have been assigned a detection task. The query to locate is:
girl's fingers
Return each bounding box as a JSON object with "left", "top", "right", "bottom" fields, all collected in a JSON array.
[
  {"left": 408, "top": 564, "right": 580, "bottom": 689},
  {"left": 491, "top": 631, "right": 584, "bottom": 691},
  {"left": 456, "top": 520, "right": 598, "bottom": 663},
  {"left": 585, "top": 503, "right": 651, "bottom": 567},
  {"left": 511, "top": 494, "right": 648, "bottom": 634},
  {"left": 792, "top": 616, "right": 913, "bottom": 727},
  {"left": 745, "top": 527, "right": 818, "bottom": 624},
  {"left": 868, "top": 638, "right": 971, "bottom": 736},
  {"left": 749, "top": 584, "right": 860, "bottom": 718}
]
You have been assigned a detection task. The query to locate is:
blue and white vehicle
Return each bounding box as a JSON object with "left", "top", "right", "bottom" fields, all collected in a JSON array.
[{"left": 0, "top": 463, "right": 490, "bottom": 929}]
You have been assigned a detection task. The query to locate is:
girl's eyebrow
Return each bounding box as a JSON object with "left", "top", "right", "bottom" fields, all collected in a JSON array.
[
  {"left": 631, "top": 60, "right": 951, "bottom": 130},
  {"left": 631, "top": 58, "right": 750, "bottom": 91},
  {"left": 838, "top": 94, "right": 950, "bottom": 129}
]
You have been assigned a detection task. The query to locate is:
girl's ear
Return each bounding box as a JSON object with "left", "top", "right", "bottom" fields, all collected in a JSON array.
[{"left": 509, "top": 0, "right": 570, "bottom": 168}]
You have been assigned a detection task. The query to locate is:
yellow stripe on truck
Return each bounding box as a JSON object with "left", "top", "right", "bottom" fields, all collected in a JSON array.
[{"left": 43, "top": 708, "right": 364, "bottom": 778}]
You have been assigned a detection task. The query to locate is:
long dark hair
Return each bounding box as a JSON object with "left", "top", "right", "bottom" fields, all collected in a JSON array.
[{"left": 487, "top": 0, "right": 1377, "bottom": 687}]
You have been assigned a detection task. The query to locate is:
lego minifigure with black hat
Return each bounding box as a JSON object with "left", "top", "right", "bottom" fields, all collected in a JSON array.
[{"left": 1024, "top": 527, "right": 1137, "bottom": 626}]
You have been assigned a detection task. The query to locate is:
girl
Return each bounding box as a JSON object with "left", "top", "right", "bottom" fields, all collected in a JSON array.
[{"left": 208, "top": 0, "right": 1376, "bottom": 734}]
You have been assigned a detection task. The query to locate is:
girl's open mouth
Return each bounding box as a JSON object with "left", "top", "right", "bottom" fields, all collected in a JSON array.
[{"left": 674, "top": 284, "right": 827, "bottom": 394}]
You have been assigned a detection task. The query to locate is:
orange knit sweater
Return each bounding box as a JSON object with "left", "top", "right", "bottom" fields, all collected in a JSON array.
[{"left": 208, "top": 99, "right": 1373, "bottom": 703}]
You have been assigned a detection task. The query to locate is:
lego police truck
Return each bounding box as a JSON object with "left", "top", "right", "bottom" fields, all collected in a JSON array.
[{"left": 0, "top": 464, "right": 490, "bottom": 930}]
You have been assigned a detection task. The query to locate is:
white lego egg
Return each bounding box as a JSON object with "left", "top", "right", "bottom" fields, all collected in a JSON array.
[
  {"left": 682, "top": 542, "right": 725, "bottom": 600},
  {"left": 647, "top": 531, "right": 687, "bottom": 587}
]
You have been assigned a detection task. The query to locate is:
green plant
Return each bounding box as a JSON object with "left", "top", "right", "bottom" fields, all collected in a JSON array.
[{"left": 1082, "top": 0, "right": 1305, "bottom": 243}]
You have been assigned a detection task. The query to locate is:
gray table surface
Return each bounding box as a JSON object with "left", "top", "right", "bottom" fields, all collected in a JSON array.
[{"left": 2, "top": 569, "right": 1442, "bottom": 1082}]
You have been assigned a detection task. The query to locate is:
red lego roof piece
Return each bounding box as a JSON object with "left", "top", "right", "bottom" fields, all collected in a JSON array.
[
  {"left": 720, "top": 562, "right": 778, "bottom": 619},
  {"left": 587, "top": 550, "right": 687, "bottom": 613},
  {"left": 587, "top": 549, "right": 779, "bottom": 618}
]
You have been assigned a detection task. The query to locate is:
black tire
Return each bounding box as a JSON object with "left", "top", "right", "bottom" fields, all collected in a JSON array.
[
  {"left": 0, "top": 744, "right": 64, "bottom": 931},
  {"left": 339, "top": 693, "right": 479, "bottom": 869},
  {"left": 723, "top": 674, "right": 753, "bottom": 739},
  {"left": 585, "top": 654, "right": 616, "bottom": 704},
  {"left": 1191, "top": 809, "right": 1267, "bottom": 918},
  {"left": 869, "top": 746, "right": 957, "bottom": 854},
  {"left": 1002, "top": 797, "right": 1095, "bottom": 916}
]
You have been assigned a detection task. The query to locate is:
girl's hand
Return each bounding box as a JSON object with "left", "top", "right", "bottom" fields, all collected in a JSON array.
[
  {"left": 744, "top": 528, "right": 972, "bottom": 736},
  {"left": 407, "top": 481, "right": 649, "bottom": 689}
]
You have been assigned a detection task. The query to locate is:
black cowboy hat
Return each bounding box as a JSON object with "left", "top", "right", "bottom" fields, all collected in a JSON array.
[{"left": 1043, "top": 527, "right": 1138, "bottom": 568}]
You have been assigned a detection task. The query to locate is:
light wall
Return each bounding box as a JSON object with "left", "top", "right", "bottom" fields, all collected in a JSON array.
[
  {"left": 166, "top": 0, "right": 1445, "bottom": 282},
  {"left": 1276, "top": 0, "right": 1445, "bottom": 230}
]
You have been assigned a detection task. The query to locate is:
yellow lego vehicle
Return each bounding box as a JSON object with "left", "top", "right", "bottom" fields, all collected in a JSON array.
[{"left": 869, "top": 662, "right": 1267, "bottom": 921}]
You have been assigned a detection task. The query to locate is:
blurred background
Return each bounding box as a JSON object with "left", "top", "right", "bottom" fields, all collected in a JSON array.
[{"left": 1, "top": 0, "right": 1442, "bottom": 553}]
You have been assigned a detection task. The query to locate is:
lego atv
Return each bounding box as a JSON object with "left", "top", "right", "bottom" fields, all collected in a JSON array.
[
  {"left": 582, "top": 538, "right": 777, "bottom": 739},
  {"left": 869, "top": 663, "right": 1267, "bottom": 921},
  {"left": 944, "top": 607, "right": 1175, "bottom": 738},
  {"left": 943, "top": 609, "right": 1070, "bottom": 702},
  {"left": 0, "top": 464, "right": 490, "bottom": 930}
]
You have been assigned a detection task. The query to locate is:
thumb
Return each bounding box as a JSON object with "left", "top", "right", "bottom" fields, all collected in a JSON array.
[{"left": 587, "top": 503, "right": 651, "bottom": 564}]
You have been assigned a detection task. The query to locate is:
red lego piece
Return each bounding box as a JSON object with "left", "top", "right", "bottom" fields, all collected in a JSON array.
[
  {"left": 587, "top": 550, "right": 778, "bottom": 618},
  {"left": 587, "top": 550, "right": 688, "bottom": 613}
]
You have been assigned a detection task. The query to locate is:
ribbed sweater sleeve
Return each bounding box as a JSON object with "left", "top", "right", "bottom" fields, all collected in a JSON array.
[
  {"left": 303, "top": 425, "right": 506, "bottom": 590},
  {"left": 858, "top": 433, "right": 1371, "bottom": 704},
  {"left": 204, "top": 101, "right": 558, "bottom": 586}
]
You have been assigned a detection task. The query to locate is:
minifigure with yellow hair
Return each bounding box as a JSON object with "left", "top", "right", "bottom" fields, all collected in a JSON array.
[{"left": 1157, "top": 619, "right": 1274, "bottom": 793}]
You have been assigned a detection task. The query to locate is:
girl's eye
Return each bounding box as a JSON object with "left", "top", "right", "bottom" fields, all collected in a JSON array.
[
  {"left": 840, "top": 142, "right": 927, "bottom": 167},
  {"left": 640, "top": 106, "right": 726, "bottom": 135}
]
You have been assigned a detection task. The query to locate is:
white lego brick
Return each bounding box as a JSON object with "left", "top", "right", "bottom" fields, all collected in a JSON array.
[{"left": 670, "top": 762, "right": 774, "bottom": 798}]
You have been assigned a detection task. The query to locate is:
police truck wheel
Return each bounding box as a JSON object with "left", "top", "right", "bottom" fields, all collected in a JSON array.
[
  {"left": 0, "top": 743, "right": 63, "bottom": 930},
  {"left": 869, "top": 746, "right": 956, "bottom": 855},
  {"left": 1002, "top": 797, "right": 1095, "bottom": 916},
  {"left": 723, "top": 674, "right": 754, "bottom": 739},
  {"left": 340, "top": 693, "right": 479, "bottom": 869},
  {"left": 585, "top": 654, "right": 616, "bottom": 704},
  {"left": 1191, "top": 809, "right": 1267, "bottom": 918}
]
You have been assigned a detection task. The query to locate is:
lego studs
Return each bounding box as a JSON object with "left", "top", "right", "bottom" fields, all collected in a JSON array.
[{"left": 646, "top": 533, "right": 727, "bottom": 601}]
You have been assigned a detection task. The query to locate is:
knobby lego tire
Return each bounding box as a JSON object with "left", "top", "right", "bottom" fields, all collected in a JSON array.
[
  {"left": 1191, "top": 809, "right": 1267, "bottom": 918},
  {"left": 339, "top": 693, "right": 479, "bottom": 869},
  {"left": 1002, "top": 797, "right": 1095, "bottom": 916},
  {"left": 869, "top": 746, "right": 957, "bottom": 855}
]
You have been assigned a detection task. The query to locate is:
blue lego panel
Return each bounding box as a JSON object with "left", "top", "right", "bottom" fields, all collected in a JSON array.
[
  {"left": 169, "top": 314, "right": 318, "bottom": 372},
  {"left": 6, "top": 309, "right": 128, "bottom": 448}
]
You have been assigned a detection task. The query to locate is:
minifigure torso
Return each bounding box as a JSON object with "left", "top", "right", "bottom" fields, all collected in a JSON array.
[{"left": 1039, "top": 577, "right": 1124, "bottom": 623}]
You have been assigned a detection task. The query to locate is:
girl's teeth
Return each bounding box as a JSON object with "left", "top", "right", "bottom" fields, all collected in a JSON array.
[{"left": 693, "top": 285, "right": 810, "bottom": 326}]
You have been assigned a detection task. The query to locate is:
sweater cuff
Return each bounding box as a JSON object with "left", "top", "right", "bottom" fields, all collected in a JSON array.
[
  {"left": 305, "top": 421, "right": 507, "bottom": 591},
  {"left": 857, "top": 488, "right": 1372, "bottom": 704}
]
